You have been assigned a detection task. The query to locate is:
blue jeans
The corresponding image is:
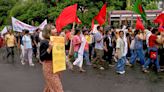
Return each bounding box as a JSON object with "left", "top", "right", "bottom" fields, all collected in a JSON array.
[
  {"left": 130, "top": 49, "right": 145, "bottom": 65},
  {"left": 122, "top": 56, "right": 128, "bottom": 63},
  {"left": 116, "top": 57, "right": 125, "bottom": 72},
  {"left": 130, "top": 49, "right": 135, "bottom": 60},
  {"left": 83, "top": 51, "right": 91, "bottom": 65},
  {"left": 143, "top": 47, "right": 160, "bottom": 70}
]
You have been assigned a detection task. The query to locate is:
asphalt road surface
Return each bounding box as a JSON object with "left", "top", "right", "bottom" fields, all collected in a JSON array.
[{"left": 0, "top": 48, "right": 164, "bottom": 92}]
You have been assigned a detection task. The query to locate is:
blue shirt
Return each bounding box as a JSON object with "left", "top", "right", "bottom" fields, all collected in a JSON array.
[{"left": 22, "top": 35, "right": 32, "bottom": 49}]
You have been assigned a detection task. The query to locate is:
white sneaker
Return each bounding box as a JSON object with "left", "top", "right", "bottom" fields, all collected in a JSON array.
[
  {"left": 21, "top": 61, "right": 25, "bottom": 65},
  {"left": 99, "top": 67, "right": 105, "bottom": 70},
  {"left": 30, "top": 63, "right": 35, "bottom": 67},
  {"left": 117, "top": 71, "right": 125, "bottom": 75}
]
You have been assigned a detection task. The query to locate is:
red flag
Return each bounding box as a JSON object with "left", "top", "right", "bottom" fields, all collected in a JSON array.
[
  {"left": 136, "top": 16, "right": 144, "bottom": 31},
  {"left": 75, "top": 16, "right": 82, "bottom": 24},
  {"left": 95, "top": 3, "right": 107, "bottom": 26},
  {"left": 56, "top": 4, "right": 81, "bottom": 32},
  {"left": 154, "top": 13, "right": 164, "bottom": 26},
  {"left": 158, "top": 23, "right": 164, "bottom": 32},
  {"left": 91, "top": 19, "right": 95, "bottom": 30},
  {"left": 91, "top": 3, "right": 107, "bottom": 30}
]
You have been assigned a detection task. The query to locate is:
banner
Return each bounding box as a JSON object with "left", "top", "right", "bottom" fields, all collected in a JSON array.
[
  {"left": 1, "top": 26, "right": 8, "bottom": 37},
  {"left": 38, "top": 19, "right": 47, "bottom": 30},
  {"left": 12, "top": 17, "right": 37, "bottom": 33},
  {"left": 12, "top": 17, "right": 47, "bottom": 32},
  {"left": 50, "top": 36, "right": 66, "bottom": 73}
]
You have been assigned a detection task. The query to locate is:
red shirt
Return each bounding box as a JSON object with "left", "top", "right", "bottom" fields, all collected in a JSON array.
[{"left": 148, "top": 34, "right": 157, "bottom": 47}]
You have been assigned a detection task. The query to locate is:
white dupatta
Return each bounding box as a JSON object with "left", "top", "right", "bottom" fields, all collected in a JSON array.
[{"left": 73, "top": 34, "right": 86, "bottom": 67}]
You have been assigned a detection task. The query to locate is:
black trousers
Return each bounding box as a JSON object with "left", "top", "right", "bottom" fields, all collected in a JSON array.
[
  {"left": 159, "top": 47, "right": 164, "bottom": 66},
  {"left": 103, "top": 47, "right": 113, "bottom": 64},
  {"left": 6, "top": 47, "right": 14, "bottom": 58},
  {"left": 89, "top": 44, "right": 93, "bottom": 61}
]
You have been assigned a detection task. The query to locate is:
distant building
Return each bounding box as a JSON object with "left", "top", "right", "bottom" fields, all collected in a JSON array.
[{"left": 108, "top": 10, "right": 162, "bottom": 28}]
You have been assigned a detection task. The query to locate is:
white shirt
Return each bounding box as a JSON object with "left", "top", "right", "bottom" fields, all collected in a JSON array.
[
  {"left": 145, "top": 30, "right": 152, "bottom": 47},
  {"left": 116, "top": 37, "right": 125, "bottom": 59},
  {"left": 123, "top": 29, "right": 128, "bottom": 56}
]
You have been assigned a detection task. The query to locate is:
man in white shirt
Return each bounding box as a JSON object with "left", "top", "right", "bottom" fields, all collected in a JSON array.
[{"left": 115, "top": 30, "right": 126, "bottom": 74}]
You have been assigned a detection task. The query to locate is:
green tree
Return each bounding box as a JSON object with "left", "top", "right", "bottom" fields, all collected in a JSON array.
[
  {"left": 0, "top": 0, "right": 17, "bottom": 25},
  {"left": 8, "top": 0, "right": 47, "bottom": 26}
]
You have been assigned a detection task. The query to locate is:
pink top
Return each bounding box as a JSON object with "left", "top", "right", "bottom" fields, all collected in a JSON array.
[
  {"left": 72, "top": 35, "right": 81, "bottom": 52},
  {"left": 84, "top": 42, "right": 89, "bottom": 51}
]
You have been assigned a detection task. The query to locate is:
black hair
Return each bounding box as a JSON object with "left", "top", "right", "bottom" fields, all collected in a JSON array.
[
  {"left": 126, "top": 33, "right": 130, "bottom": 37},
  {"left": 35, "top": 28, "right": 40, "bottom": 32},
  {"left": 105, "top": 30, "right": 109, "bottom": 35},
  {"left": 151, "top": 28, "right": 158, "bottom": 34},
  {"left": 74, "top": 28, "right": 81, "bottom": 35},
  {"left": 119, "top": 31, "right": 124, "bottom": 34},
  {"left": 134, "top": 30, "right": 139, "bottom": 37},
  {"left": 82, "top": 29, "right": 88, "bottom": 34},
  {"left": 147, "top": 26, "right": 152, "bottom": 31},
  {"left": 97, "top": 26, "right": 101, "bottom": 31},
  {"left": 24, "top": 29, "right": 29, "bottom": 34}
]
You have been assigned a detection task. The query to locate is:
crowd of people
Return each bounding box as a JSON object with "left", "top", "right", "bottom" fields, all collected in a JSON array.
[{"left": 0, "top": 23, "right": 164, "bottom": 92}]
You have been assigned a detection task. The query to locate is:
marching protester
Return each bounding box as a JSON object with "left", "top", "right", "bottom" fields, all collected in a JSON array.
[
  {"left": 17, "top": 30, "right": 25, "bottom": 65},
  {"left": 5, "top": 28, "right": 17, "bottom": 60},
  {"left": 92, "top": 26, "right": 105, "bottom": 70},
  {"left": 120, "top": 26, "right": 130, "bottom": 67},
  {"left": 72, "top": 28, "right": 86, "bottom": 72},
  {"left": 103, "top": 27, "right": 113, "bottom": 65},
  {"left": 22, "top": 30, "right": 35, "bottom": 66},
  {"left": 32, "top": 28, "right": 41, "bottom": 59},
  {"left": 143, "top": 28, "right": 164, "bottom": 73},
  {"left": 83, "top": 29, "right": 92, "bottom": 65},
  {"left": 130, "top": 30, "right": 146, "bottom": 67},
  {"left": 40, "top": 24, "right": 64, "bottom": 92},
  {"left": 115, "top": 30, "right": 126, "bottom": 74}
]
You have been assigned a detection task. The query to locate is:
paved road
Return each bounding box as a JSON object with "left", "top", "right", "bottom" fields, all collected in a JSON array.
[{"left": 0, "top": 48, "right": 164, "bottom": 92}]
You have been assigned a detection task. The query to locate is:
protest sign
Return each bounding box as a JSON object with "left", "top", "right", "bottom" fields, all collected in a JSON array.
[{"left": 50, "top": 36, "right": 66, "bottom": 73}]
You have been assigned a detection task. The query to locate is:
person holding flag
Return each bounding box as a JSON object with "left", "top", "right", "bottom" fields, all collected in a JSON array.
[
  {"left": 133, "top": 0, "right": 147, "bottom": 22},
  {"left": 130, "top": 17, "right": 146, "bottom": 67}
]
